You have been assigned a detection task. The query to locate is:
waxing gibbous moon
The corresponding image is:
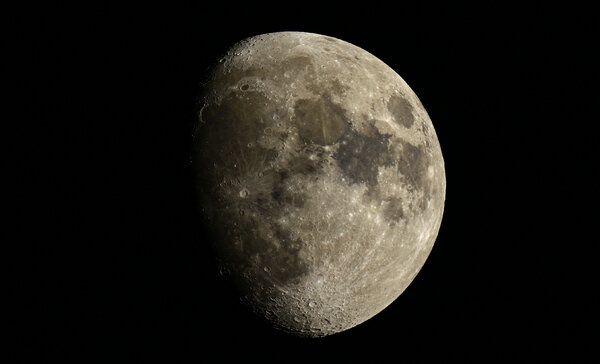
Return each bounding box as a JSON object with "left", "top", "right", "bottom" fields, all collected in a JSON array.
[{"left": 193, "top": 32, "right": 446, "bottom": 337}]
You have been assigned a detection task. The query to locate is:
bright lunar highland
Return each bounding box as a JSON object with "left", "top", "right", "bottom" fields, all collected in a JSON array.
[{"left": 193, "top": 32, "right": 446, "bottom": 337}]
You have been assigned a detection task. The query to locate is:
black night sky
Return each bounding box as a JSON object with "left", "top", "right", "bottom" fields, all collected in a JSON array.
[{"left": 13, "top": 3, "right": 597, "bottom": 362}]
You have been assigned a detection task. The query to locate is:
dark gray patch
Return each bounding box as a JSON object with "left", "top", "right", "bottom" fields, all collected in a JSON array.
[
  {"left": 287, "top": 153, "right": 320, "bottom": 177},
  {"left": 398, "top": 142, "right": 425, "bottom": 186},
  {"left": 270, "top": 154, "right": 318, "bottom": 208},
  {"left": 281, "top": 55, "right": 312, "bottom": 72},
  {"left": 397, "top": 142, "right": 432, "bottom": 205},
  {"left": 334, "top": 123, "right": 394, "bottom": 187},
  {"left": 387, "top": 95, "right": 415, "bottom": 128},
  {"left": 293, "top": 94, "right": 349, "bottom": 145},
  {"left": 383, "top": 197, "right": 404, "bottom": 223}
]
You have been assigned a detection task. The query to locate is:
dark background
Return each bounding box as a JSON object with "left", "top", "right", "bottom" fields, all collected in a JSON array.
[{"left": 13, "top": 3, "right": 596, "bottom": 362}]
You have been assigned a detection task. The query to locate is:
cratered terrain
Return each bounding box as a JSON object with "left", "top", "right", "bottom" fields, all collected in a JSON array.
[{"left": 193, "top": 31, "right": 446, "bottom": 337}]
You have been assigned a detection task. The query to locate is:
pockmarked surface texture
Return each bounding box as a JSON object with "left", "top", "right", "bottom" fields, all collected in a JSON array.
[{"left": 193, "top": 32, "right": 446, "bottom": 337}]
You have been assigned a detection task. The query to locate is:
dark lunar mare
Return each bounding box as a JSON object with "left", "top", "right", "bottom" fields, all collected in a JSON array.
[
  {"left": 334, "top": 122, "right": 394, "bottom": 188},
  {"left": 292, "top": 93, "right": 348, "bottom": 146}
]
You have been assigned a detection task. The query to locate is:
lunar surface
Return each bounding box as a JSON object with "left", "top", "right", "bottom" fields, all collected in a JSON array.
[{"left": 193, "top": 32, "right": 446, "bottom": 337}]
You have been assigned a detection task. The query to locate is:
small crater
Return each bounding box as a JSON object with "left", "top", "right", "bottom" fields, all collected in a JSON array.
[
  {"left": 240, "top": 84, "right": 249, "bottom": 91},
  {"left": 308, "top": 301, "right": 317, "bottom": 308},
  {"left": 219, "top": 267, "right": 231, "bottom": 277},
  {"left": 239, "top": 188, "right": 249, "bottom": 198}
]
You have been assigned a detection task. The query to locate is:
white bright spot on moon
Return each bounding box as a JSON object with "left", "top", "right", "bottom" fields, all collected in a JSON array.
[{"left": 428, "top": 165, "right": 435, "bottom": 179}]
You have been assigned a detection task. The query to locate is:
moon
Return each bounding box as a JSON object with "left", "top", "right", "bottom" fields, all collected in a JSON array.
[{"left": 193, "top": 32, "right": 446, "bottom": 337}]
